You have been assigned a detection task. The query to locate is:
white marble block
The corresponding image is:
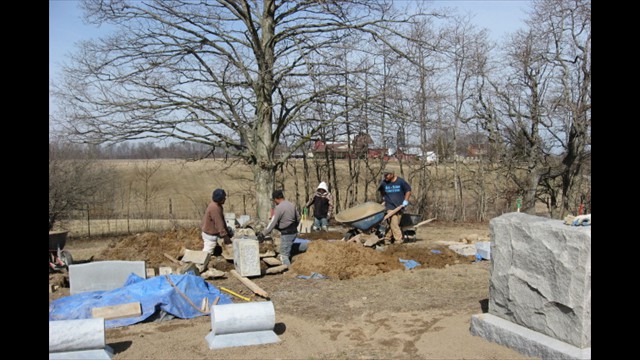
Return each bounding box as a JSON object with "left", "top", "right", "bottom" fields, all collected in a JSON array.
[{"left": 233, "top": 236, "right": 261, "bottom": 277}]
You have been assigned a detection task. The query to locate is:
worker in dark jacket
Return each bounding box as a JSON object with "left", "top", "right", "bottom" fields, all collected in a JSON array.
[{"left": 304, "top": 181, "right": 334, "bottom": 231}]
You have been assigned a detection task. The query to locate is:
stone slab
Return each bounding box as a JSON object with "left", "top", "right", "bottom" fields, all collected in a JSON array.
[
  {"left": 69, "top": 261, "right": 146, "bottom": 295},
  {"left": 475, "top": 241, "right": 491, "bottom": 260},
  {"left": 205, "top": 330, "right": 280, "bottom": 349},
  {"left": 49, "top": 318, "right": 105, "bottom": 352},
  {"left": 470, "top": 313, "right": 591, "bottom": 360},
  {"left": 182, "top": 249, "right": 211, "bottom": 265},
  {"left": 50, "top": 346, "right": 113, "bottom": 360}
]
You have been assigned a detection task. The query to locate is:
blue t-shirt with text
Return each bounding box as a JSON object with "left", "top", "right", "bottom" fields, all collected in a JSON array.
[{"left": 378, "top": 177, "right": 411, "bottom": 210}]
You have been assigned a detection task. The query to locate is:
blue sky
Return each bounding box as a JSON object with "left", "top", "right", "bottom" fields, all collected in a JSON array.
[{"left": 49, "top": 0, "right": 529, "bottom": 118}]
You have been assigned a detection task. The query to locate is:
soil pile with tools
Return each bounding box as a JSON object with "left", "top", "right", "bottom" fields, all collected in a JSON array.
[{"left": 90, "top": 227, "right": 473, "bottom": 279}]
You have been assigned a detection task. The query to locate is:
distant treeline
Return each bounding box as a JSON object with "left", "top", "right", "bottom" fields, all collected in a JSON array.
[{"left": 49, "top": 140, "right": 228, "bottom": 160}]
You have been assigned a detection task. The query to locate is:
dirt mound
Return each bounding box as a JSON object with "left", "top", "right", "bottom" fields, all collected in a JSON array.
[
  {"left": 289, "top": 240, "right": 474, "bottom": 279},
  {"left": 289, "top": 240, "right": 403, "bottom": 279},
  {"left": 98, "top": 228, "right": 202, "bottom": 268},
  {"left": 95, "top": 227, "right": 475, "bottom": 277}
]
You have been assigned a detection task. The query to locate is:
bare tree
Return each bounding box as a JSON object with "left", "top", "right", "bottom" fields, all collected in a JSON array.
[
  {"left": 49, "top": 141, "right": 114, "bottom": 231},
  {"left": 527, "top": 0, "right": 591, "bottom": 217},
  {"left": 51, "top": 0, "right": 436, "bottom": 221},
  {"left": 131, "top": 160, "right": 165, "bottom": 231},
  {"left": 471, "top": 0, "right": 590, "bottom": 218}
]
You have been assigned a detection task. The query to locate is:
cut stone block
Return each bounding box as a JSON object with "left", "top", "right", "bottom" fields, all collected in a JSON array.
[
  {"left": 178, "top": 263, "right": 200, "bottom": 276},
  {"left": 182, "top": 249, "right": 211, "bottom": 265},
  {"left": 235, "top": 228, "right": 256, "bottom": 237},
  {"left": 237, "top": 215, "right": 251, "bottom": 227},
  {"left": 265, "top": 264, "right": 288, "bottom": 274},
  {"left": 205, "top": 301, "right": 279, "bottom": 349},
  {"left": 470, "top": 313, "right": 590, "bottom": 360},
  {"left": 448, "top": 243, "right": 476, "bottom": 256},
  {"left": 158, "top": 266, "right": 173, "bottom": 275},
  {"left": 49, "top": 347, "right": 113, "bottom": 360},
  {"left": 475, "top": 241, "right": 491, "bottom": 260},
  {"left": 233, "top": 236, "right": 261, "bottom": 277},
  {"left": 49, "top": 318, "right": 106, "bottom": 352},
  {"left": 146, "top": 268, "right": 156, "bottom": 278},
  {"left": 69, "top": 261, "right": 146, "bottom": 295},
  {"left": 259, "top": 250, "right": 276, "bottom": 258},
  {"left": 262, "top": 257, "right": 282, "bottom": 266},
  {"left": 488, "top": 212, "right": 591, "bottom": 348},
  {"left": 225, "top": 212, "right": 238, "bottom": 228}
]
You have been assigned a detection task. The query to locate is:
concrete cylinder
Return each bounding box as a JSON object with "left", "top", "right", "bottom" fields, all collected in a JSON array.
[
  {"left": 211, "top": 301, "right": 275, "bottom": 335},
  {"left": 49, "top": 318, "right": 106, "bottom": 352}
]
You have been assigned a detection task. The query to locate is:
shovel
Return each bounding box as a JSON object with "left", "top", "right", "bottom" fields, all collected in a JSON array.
[{"left": 298, "top": 207, "right": 313, "bottom": 233}]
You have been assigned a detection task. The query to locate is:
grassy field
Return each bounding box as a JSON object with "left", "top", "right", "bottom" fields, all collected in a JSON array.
[{"left": 59, "top": 158, "right": 542, "bottom": 237}]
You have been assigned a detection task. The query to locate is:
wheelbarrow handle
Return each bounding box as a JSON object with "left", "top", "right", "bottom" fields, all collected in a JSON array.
[{"left": 382, "top": 205, "right": 404, "bottom": 222}]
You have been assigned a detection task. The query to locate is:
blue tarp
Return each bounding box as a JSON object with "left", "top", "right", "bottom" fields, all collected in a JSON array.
[
  {"left": 399, "top": 258, "right": 421, "bottom": 270},
  {"left": 49, "top": 273, "right": 233, "bottom": 328}
]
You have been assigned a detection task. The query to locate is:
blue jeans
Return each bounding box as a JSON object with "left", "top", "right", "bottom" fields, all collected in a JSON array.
[
  {"left": 313, "top": 217, "right": 328, "bottom": 230},
  {"left": 279, "top": 233, "right": 297, "bottom": 266}
]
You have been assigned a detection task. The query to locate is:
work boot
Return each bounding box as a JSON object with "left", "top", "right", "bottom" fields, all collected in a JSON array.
[
  {"left": 278, "top": 254, "right": 290, "bottom": 267},
  {"left": 220, "top": 244, "right": 234, "bottom": 260},
  {"left": 321, "top": 226, "right": 328, "bottom": 232}
]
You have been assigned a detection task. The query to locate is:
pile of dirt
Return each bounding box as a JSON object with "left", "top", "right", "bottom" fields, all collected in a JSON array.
[
  {"left": 289, "top": 240, "right": 474, "bottom": 280},
  {"left": 97, "top": 228, "right": 202, "bottom": 268},
  {"left": 95, "top": 227, "right": 474, "bottom": 279}
]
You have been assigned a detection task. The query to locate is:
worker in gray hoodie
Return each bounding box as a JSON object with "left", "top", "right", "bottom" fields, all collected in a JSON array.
[{"left": 260, "top": 190, "right": 300, "bottom": 266}]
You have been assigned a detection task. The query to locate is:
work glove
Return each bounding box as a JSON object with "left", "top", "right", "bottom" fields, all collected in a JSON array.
[
  {"left": 572, "top": 214, "right": 591, "bottom": 226},
  {"left": 402, "top": 200, "right": 409, "bottom": 207}
]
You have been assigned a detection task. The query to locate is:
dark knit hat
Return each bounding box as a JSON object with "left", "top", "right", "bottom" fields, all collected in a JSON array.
[
  {"left": 212, "top": 188, "right": 226, "bottom": 202},
  {"left": 272, "top": 190, "right": 284, "bottom": 199}
]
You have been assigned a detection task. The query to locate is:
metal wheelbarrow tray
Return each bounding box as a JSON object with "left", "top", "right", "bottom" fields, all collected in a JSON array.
[
  {"left": 335, "top": 202, "right": 386, "bottom": 232},
  {"left": 399, "top": 213, "right": 422, "bottom": 228},
  {"left": 399, "top": 213, "right": 422, "bottom": 242},
  {"left": 49, "top": 230, "right": 73, "bottom": 271}
]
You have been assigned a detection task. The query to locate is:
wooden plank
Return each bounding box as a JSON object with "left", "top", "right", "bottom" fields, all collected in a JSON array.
[
  {"left": 163, "top": 253, "right": 182, "bottom": 265},
  {"left": 414, "top": 217, "right": 436, "bottom": 228},
  {"left": 230, "top": 269, "right": 269, "bottom": 298},
  {"left": 91, "top": 302, "right": 141, "bottom": 320}
]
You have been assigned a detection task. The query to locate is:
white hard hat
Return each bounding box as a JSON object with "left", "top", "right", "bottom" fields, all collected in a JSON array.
[{"left": 317, "top": 182, "right": 328, "bottom": 191}]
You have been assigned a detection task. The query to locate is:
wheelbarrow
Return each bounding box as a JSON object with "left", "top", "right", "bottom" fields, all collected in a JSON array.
[
  {"left": 49, "top": 230, "right": 73, "bottom": 272},
  {"left": 335, "top": 202, "right": 423, "bottom": 244},
  {"left": 334, "top": 202, "right": 387, "bottom": 241}
]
